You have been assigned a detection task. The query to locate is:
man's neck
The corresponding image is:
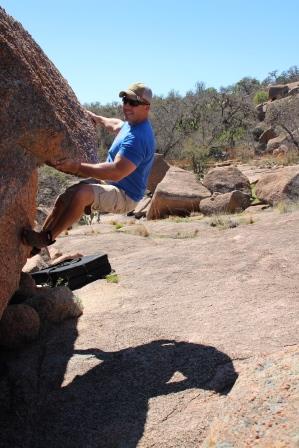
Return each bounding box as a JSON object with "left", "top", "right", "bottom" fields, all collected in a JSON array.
[{"left": 128, "top": 117, "right": 148, "bottom": 125}]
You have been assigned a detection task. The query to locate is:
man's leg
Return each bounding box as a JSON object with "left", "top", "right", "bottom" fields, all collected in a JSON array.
[
  {"left": 45, "top": 183, "right": 95, "bottom": 239},
  {"left": 23, "top": 184, "right": 95, "bottom": 249}
]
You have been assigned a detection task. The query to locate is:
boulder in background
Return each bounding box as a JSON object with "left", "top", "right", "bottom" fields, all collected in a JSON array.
[
  {"left": 202, "top": 166, "right": 251, "bottom": 196},
  {"left": 200, "top": 190, "right": 251, "bottom": 215},
  {"left": 255, "top": 166, "right": 299, "bottom": 205},
  {"left": 147, "top": 153, "right": 170, "bottom": 194},
  {"left": 147, "top": 167, "right": 210, "bottom": 220}
]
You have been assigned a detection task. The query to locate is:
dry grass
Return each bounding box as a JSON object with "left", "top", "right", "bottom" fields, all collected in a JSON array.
[
  {"left": 108, "top": 218, "right": 136, "bottom": 226},
  {"left": 227, "top": 146, "right": 255, "bottom": 163},
  {"left": 119, "top": 223, "right": 150, "bottom": 237},
  {"left": 208, "top": 215, "right": 239, "bottom": 229},
  {"left": 132, "top": 224, "right": 150, "bottom": 237},
  {"left": 173, "top": 229, "right": 199, "bottom": 239},
  {"left": 167, "top": 213, "right": 204, "bottom": 223},
  {"left": 274, "top": 201, "right": 299, "bottom": 214},
  {"left": 207, "top": 213, "right": 255, "bottom": 229},
  {"left": 254, "top": 149, "right": 299, "bottom": 168}
]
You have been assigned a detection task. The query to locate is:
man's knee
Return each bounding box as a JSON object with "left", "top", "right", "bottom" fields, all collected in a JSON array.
[
  {"left": 73, "top": 184, "right": 95, "bottom": 207},
  {"left": 55, "top": 184, "right": 94, "bottom": 209}
]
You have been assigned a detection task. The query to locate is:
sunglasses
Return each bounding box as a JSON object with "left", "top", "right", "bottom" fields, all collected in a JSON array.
[{"left": 122, "top": 97, "right": 148, "bottom": 107}]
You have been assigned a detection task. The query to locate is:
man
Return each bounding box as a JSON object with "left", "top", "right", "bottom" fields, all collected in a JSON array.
[{"left": 23, "top": 82, "right": 156, "bottom": 252}]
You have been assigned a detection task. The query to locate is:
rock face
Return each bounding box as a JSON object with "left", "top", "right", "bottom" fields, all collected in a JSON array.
[
  {"left": 0, "top": 7, "right": 98, "bottom": 317},
  {"left": 200, "top": 190, "right": 251, "bottom": 215},
  {"left": 255, "top": 166, "right": 299, "bottom": 205},
  {"left": 202, "top": 166, "right": 251, "bottom": 196},
  {"left": 146, "top": 166, "right": 211, "bottom": 220},
  {"left": 0, "top": 304, "right": 40, "bottom": 349},
  {"left": 203, "top": 346, "right": 299, "bottom": 448}
]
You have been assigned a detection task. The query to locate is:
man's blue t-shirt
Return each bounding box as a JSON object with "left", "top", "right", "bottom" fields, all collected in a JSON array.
[{"left": 106, "top": 120, "right": 156, "bottom": 202}]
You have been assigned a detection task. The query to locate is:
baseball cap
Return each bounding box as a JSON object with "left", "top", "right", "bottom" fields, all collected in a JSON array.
[{"left": 119, "top": 82, "right": 152, "bottom": 104}]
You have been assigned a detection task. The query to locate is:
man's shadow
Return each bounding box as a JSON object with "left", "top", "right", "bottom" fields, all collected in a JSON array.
[{"left": 35, "top": 338, "right": 238, "bottom": 448}]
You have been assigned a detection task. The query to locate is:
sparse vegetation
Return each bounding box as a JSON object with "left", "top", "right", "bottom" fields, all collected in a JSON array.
[
  {"left": 274, "top": 201, "right": 299, "bottom": 214},
  {"left": 254, "top": 148, "right": 299, "bottom": 168},
  {"left": 250, "top": 182, "right": 262, "bottom": 205},
  {"left": 167, "top": 214, "right": 204, "bottom": 223},
  {"left": 127, "top": 224, "right": 150, "bottom": 237},
  {"left": 169, "top": 216, "right": 192, "bottom": 223},
  {"left": 105, "top": 272, "right": 119, "bottom": 283},
  {"left": 207, "top": 212, "right": 256, "bottom": 229},
  {"left": 278, "top": 149, "right": 299, "bottom": 166},
  {"left": 173, "top": 229, "right": 199, "bottom": 239},
  {"left": 253, "top": 91, "right": 268, "bottom": 105},
  {"left": 134, "top": 224, "right": 150, "bottom": 237},
  {"left": 208, "top": 215, "right": 239, "bottom": 229},
  {"left": 80, "top": 211, "right": 101, "bottom": 226}
]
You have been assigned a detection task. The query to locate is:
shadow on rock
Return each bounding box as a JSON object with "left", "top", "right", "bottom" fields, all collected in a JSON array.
[
  {"left": 34, "top": 339, "right": 238, "bottom": 448},
  {"left": 0, "top": 318, "right": 79, "bottom": 448}
]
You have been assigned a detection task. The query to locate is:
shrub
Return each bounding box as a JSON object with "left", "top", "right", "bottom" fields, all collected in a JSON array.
[{"left": 253, "top": 91, "right": 268, "bottom": 105}]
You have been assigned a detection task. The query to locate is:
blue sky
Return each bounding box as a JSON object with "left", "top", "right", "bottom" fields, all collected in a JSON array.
[{"left": 1, "top": 0, "right": 298, "bottom": 105}]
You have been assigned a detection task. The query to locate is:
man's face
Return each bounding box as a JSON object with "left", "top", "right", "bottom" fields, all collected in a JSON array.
[{"left": 122, "top": 97, "right": 150, "bottom": 124}]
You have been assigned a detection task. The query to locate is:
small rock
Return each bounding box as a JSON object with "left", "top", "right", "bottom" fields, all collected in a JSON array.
[
  {"left": 200, "top": 190, "right": 251, "bottom": 215},
  {"left": 26, "top": 286, "right": 83, "bottom": 322}
]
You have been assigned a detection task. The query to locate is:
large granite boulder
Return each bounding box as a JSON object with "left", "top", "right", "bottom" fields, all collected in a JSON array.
[
  {"left": 200, "top": 190, "right": 251, "bottom": 215},
  {"left": 146, "top": 166, "right": 210, "bottom": 220},
  {"left": 255, "top": 166, "right": 299, "bottom": 205},
  {"left": 202, "top": 166, "right": 251, "bottom": 196},
  {"left": 0, "top": 7, "right": 98, "bottom": 318},
  {"left": 203, "top": 347, "right": 298, "bottom": 447},
  {"left": 147, "top": 153, "right": 170, "bottom": 194}
]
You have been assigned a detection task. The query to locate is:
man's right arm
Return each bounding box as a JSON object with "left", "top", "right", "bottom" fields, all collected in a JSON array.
[{"left": 86, "top": 110, "right": 124, "bottom": 133}]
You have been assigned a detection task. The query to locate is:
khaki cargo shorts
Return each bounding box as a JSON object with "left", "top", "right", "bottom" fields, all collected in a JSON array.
[{"left": 83, "top": 180, "right": 138, "bottom": 214}]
